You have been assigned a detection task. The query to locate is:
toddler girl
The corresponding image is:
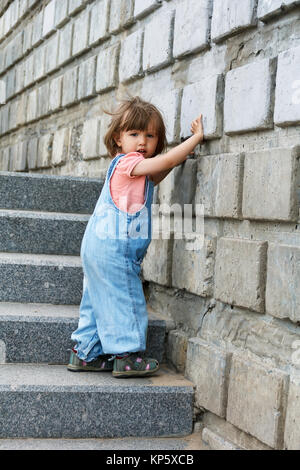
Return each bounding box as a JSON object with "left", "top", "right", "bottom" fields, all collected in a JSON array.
[{"left": 68, "top": 96, "right": 204, "bottom": 378}]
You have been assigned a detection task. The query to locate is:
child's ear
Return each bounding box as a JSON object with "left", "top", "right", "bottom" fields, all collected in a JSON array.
[{"left": 113, "top": 132, "right": 121, "bottom": 147}]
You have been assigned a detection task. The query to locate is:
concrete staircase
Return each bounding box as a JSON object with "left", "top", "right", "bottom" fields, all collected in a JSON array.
[{"left": 0, "top": 171, "right": 196, "bottom": 448}]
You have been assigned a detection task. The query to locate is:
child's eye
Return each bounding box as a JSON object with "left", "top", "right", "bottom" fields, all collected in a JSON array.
[{"left": 130, "top": 133, "right": 138, "bottom": 137}]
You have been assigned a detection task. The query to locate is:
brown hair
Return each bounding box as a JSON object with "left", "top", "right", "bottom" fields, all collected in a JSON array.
[{"left": 103, "top": 96, "right": 167, "bottom": 158}]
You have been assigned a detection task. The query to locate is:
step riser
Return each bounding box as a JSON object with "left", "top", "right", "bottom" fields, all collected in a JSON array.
[
  {"left": 0, "top": 319, "right": 165, "bottom": 364},
  {"left": 0, "top": 265, "right": 83, "bottom": 304},
  {"left": 0, "top": 216, "right": 88, "bottom": 255},
  {"left": 0, "top": 389, "right": 193, "bottom": 438},
  {"left": 0, "top": 172, "right": 103, "bottom": 214}
]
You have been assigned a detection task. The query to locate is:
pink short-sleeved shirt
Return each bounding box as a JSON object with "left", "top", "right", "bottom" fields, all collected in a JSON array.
[{"left": 110, "top": 152, "right": 148, "bottom": 214}]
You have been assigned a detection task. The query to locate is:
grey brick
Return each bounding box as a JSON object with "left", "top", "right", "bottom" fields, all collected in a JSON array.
[
  {"left": 181, "top": 75, "right": 224, "bottom": 139},
  {"left": 143, "top": 10, "right": 174, "bottom": 73},
  {"left": 173, "top": 0, "right": 212, "bottom": 58},
  {"left": 134, "top": 0, "right": 161, "bottom": 19},
  {"left": 42, "top": 0, "right": 56, "bottom": 38},
  {"left": 72, "top": 9, "right": 90, "bottom": 57},
  {"left": 78, "top": 55, "right": 96, "bottom": 100},
  {"left": 58, "top": 22, "right": 73, "bottom": 66},
  {"left": 45, "top": 33, "right": 59, "bottom": 74},
  {"left": 89, "top": 0, "right": 109, "bottom": 46},
  {"left": 224, "top": 59, "right": 276, "bottom": 135},
  {"left": 27, "top": 137, "right": 39, "bottom": 170},
  {"left": 109, "top": 0, "right": 134, "bottom": 34},
  {"left": 119, "top": 29, "right": 143, "bottom": 83},
  {"left": 62, "top": 66, "right": 78, "bottom": 107},
  {"left": 274, "top": 45, "right": 300, "bottom": 127},
  {"left": 49, "top": 76, "right": 63, "bottom": 112},
  {"left": 212, "top": 0, "right": 257, "bottom": 43},
  {"left": 31, "top": 10, "right": 44, "bottom": 47},
  {"left": 95, "top": 43, "right": 120, "bottom": 93}
]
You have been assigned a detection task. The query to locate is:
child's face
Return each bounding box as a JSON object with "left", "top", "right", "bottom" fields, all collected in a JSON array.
[{"left": 114, "top": 121, "right": 159, "bottom": 158}]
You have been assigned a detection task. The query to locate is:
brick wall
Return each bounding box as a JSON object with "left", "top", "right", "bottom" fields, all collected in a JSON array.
[{"left": 0, "top": 0, "right": 300, "bottom": 450}]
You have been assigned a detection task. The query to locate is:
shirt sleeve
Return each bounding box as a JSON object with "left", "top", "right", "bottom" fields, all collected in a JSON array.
[{"left": 115, "top": 152, "right": 145, "bottom": 178}]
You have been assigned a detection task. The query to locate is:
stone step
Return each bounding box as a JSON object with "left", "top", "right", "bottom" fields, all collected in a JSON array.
[
  {"left": 0, "top": 252, "right": 83, "bottom": 304},
  {"left": 0, "top": 433, "right": 210, "bottom": 450},
  {"left": 0, "top": 209, "right": 90, "bottom": 255},
  {"left": 0, "top": 364, "right": 194, "bottom": 439},
  {"left": 0, "top": 171, "right": 103, "bottom": 214},
  {"left": 0, "top": 302, "right": 166, "bottom": 364}
]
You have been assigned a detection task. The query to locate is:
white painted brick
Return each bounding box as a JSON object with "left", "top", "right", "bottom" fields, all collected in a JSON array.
[
  {"left": 214, "top": 237, "right": 267, "bottom": 313},
  {"left": 27, "top": 89, "right": 37, "bottom": 122},
  {"left": 1, "top": 148, "right": 10, "bottom": 171},
  {"left": 10, "top": 141, "right": 27, "bottom": 171},
  {"left": 266, "top": 243, "right": 300, "bottom": 323},
  {"left": 186, "top": 338, "right": 231, "bottom": 417},
  {"left": 224, "top": 59, "right": 276, "bottom": 134},
  {"left": 181, "top": 75, "right": 224, "bottom": 139},
  {"left": 72, "top": 9, "right": 90, "bottom": 56},
  {"left": 37, "top": 82, "right": 50, "bottom": 117},
  {"left": 58, "top": 22, "right": 73, "bottom": 66},
  {"left": 10, "top": 0, "right": 19, "bottom": 28},
  {"left": 274, "top": 45, "right": 300, "bottom": 127},
  {"left": 78, "top": 55, "right": 96, "bottom": 100},
  {"left": 3, "top": 7, "right": 11, "bottom": 36},
  {"left": 173, "top": 0, "right": 212, "bottom": 58},
  {"left": 134, "top": 0, "right": 161, "bottom": 19},
  {"left": 23, "top": 23, "right": 32, "bottom": 55},
  {"left": 242, "top": 147, "right": 300, "bottom": 221},
  {"left": 5, "top": 68, "right": 15, "bottom": 100},
  {"left": 95, "top": 43, "right": 120, "bottom": 93},
  {"left": 0, "top": 105, "right": 8, "bottom": 134},
  {"left": 27, "top": 137, "right": 38, "bottom": 170},
  {"left": 62, "top": 66, "right": 78, "bottom": 107},
  {"left": 16, "top": 95, "right": 26, "bottom": 127},
  {"left": 119, "top": 29, "right": 143, "bottom": 83},
  {"left": 31, "top": 9, "right": 44, "bottom": 47},
  {"left": 68, "top": 0, "right": 85, "bottom": 16},
  {"left": 8, "top": 99, "right": 18, "bottom": 130},
  {"left": 37, "top": 134, "right": 53, "bottom": 168},
  {"left": 43, "top": 0, "right": 56, "bottom": 38},
  {"left": 45, "top": 33, "right": 59, "bottom": 74},
  {"left": 258, "top": 0, "right": 300, "bottom": 21},
  {"left": 19, "top": 0, "right": 29, "bottom": 20},
  {"left": 143, "top": 10, "right": 174, "bottom": 72},
  {"left": 81, "top": 118, "right": 101, "bottom": 160},
  {"left": 52, "top": 128, "right": 70, "bottom": 166},
  {"left": 54, "top": 0, "right": 69, "bottom": 28},
  {"left": 89, "top": 0, "right": 109, "bottom": 46},
  {"left": 227, "top": 354, "right": 289, "bottom": 449},
  {"left": 24, "top": 53, "right": 34, "bottom": 88},
  {"left": 109, "top": 0, "right": 134, "bottom": 34},
  {"left": 211, "top": 0, "right": 257, "bottom": 43},
  {"left": 49, "top": 76, "right": 63, "bottom": 112},
  {"left": 33, "top": 45, "right": 46, "bottom": 81}
]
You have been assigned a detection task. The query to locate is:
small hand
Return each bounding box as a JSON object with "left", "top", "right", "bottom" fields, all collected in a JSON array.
[{"left": 190, "top": 114, "right": 204, "bottom": 141}]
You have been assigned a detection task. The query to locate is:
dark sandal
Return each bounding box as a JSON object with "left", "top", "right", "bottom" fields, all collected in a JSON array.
[
  {"left": 67, "top": 348, "right": 113, "bottom": 372},
  {"left": 112, "top": 353, "right": 160, "bottom": 378}
]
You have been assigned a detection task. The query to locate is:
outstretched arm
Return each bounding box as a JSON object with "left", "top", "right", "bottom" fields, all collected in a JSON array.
[{"left": 131, "top": 115, "right": 204, "bottom": 178}]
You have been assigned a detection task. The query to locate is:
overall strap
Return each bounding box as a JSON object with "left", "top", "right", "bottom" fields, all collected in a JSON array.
[{"left": 106, "top": 154, "right": 125, "bottom": 183}]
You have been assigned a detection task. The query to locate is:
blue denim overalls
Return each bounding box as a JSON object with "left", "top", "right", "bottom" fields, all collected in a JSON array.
[{"left": 71, "top": 154, "right": 154, "bottom": 361}]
